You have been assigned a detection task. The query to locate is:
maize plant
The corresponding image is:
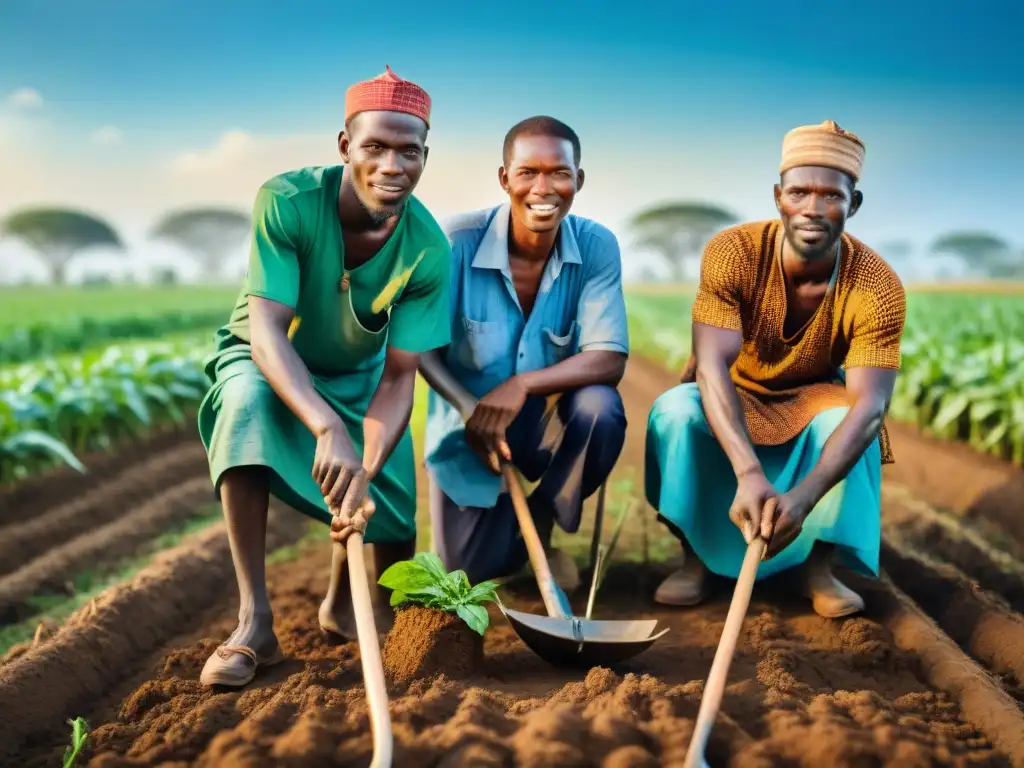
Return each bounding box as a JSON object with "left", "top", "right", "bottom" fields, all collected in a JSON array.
[
  {"left": 0, "top": 340, "right": 210, "bottom": 483},
  {"left": 889, "top": 294, "right": 1024, "bottom": 464}
]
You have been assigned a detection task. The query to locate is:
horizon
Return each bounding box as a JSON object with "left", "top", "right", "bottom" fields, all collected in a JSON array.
[{"left": 2, "top": 0, "right": 1022, "bottom": 283}]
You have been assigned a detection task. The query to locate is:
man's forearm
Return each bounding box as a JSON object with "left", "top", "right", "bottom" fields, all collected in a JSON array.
[
  {"left": 695, "top": 361, "right": 762, "bottom": 478},
  {"left": 252, "top": 333, "right": 342, "bottom": 437},
  {"left": 361, "top": 369, "right": 417, "bottom": 481},
  {"left": 419, "top": 349, "right": 477, "bottom": 418},
  {"left": 796, "top": 401, "right": 885, "bottom": 505},
  {"left": 517, "top": 350, "right": 626, "bottom": 397}
]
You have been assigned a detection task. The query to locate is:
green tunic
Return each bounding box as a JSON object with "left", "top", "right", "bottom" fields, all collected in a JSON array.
[{"left": 197, "top": 165, "right": 451, "bottom": 543}]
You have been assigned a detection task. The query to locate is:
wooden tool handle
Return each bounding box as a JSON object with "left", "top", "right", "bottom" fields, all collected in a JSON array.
[
  {"left": 501, "top": 463, "right": 571, "bottom": 620},
  {"left": 345, "top": 533, "right": 393, "bottom": 768},
  {"left": 683, "top": 537, "right": 766, "bottom": 768},
  {"left": 589, "top": 483, "right": 606, "bottom": 575}
]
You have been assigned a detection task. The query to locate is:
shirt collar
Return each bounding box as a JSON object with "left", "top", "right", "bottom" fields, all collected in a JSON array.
[{"left": 471, "top": 202, "right": 583, "bottom": 276}]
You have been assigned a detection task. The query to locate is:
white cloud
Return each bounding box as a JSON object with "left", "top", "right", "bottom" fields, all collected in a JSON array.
[
  {"left": 169, "top": 130, "right": 266, "bottom": 174},
  {"left": 7, "top": 88, "right": 43, "bottom": 110},
  {"left": 90, "top": 125, "right": 122, "bottom": 145}
]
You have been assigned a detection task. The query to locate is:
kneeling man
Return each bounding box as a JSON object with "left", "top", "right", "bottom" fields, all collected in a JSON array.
[
  {"left": 645, "top": 120, "right": 906, "bottom": 617},
  {"left": 420, "top": 116, "right": 629, "bottom": 591}
]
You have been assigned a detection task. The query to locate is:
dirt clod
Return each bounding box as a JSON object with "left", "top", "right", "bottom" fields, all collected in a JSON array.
[{"left": 382, "top": 605, "right": 484, "bottom": 685}]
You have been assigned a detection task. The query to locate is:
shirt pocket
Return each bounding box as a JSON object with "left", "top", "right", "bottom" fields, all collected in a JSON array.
[
  {"left": 541, "top": 320, "right": 579, "bottom": 367},
  {"left": 453, "top": 316, "right": 508, "bottom": 371}
]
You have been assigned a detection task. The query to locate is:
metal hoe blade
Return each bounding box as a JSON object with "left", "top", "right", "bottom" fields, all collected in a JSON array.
[
  {"left": 500, "top": 604, "right": 670, "bottom": 667},
  {"left": 499, "top": 464, "right": 668, "bottom": 668}
]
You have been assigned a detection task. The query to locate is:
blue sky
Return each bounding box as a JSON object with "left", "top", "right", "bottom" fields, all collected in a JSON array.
[{"left": 1, "top": 0, "right": 1022, "bottom": 280}]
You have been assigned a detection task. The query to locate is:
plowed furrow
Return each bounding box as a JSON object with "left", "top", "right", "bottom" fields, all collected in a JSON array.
[
  {"left": 0, "top": 426, "right": 198, "bottom": 527},
  {"left": 883, "top": 486, "right": 1024, "bottom": 612},
  {"left": 0, "top": 504, "right": 306, "bottom": 763},
  {"left": 0, "top": 477, "right": 214, "bottom": 623},
  {"left": 854, "top": 572, "right": 1024, "bottom": 766},
  {"left": 0, "top": 443, "right": 208, "bottom": 574},
  {"left": 880, "top": 540, "right": 1024, "bottom": 692}
]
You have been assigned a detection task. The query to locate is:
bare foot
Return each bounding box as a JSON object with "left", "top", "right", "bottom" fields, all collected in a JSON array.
[
  {"left": 318, "top": 592, "right": 358, "bottom": 640},
  {"left": 802, "top": 551, "right": 865, "bottom": 618},
  {"left": 654, "top": 549, "right": 707, "bottom": 606}
]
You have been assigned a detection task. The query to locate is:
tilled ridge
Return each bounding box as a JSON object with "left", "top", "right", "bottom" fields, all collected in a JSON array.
[
  {"left": 0, "top": 504, "right": 306, "bottom": 762},
  {"left": 882, "top": 486, "right": 1024, "bottom": 612},
  {"left": 880, "top": 538, "right": 1024, "bottom": 690},
  {"left": 0, "top": 427, "right": 199, "bottom": 527},
  {"left": 0, "top": 442, "right": 209, "bottom": 574},
  {"left": 0, "top": 476, "right": 214, "bottom": 623},
  {"left": 853, "top": 571, "right": 1024, "bottom": 766}
]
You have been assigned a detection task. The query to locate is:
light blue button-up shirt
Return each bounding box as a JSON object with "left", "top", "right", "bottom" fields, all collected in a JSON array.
[{"left": 423, "top": 202, "right": 629, "bottom": 509}]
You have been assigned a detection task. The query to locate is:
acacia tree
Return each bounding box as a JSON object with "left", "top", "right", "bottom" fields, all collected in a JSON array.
[
  {"left": 149, "top": 208, "right": 250, "bottom": 280},
  {"left": 628, "top": 202, "right": 738, "bottom": 281},
  {"left": 0, "top": 208, "right": 123, "bottom": 284},
  {"left": 930, "top": 231, "right": 1020, "bottom": 279}
]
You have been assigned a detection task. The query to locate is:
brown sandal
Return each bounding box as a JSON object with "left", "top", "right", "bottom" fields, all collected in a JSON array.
[{"left": 199, "top": 643, "right": 284, "bottom": 687}]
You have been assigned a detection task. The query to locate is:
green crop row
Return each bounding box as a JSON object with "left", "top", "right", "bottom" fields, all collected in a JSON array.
[
  {"left": 0, "top": 311, "right": 227, "bottom": 365},
  {"left": 0, "top": 340, "right": 210, "bottom": 483},
  {"left": 624, "top": 291, "right": 1024, "bottom": 465},
  {"left": 0, "top": 285, "right": 236, "bottom": 327},
  {"left": 888, "top": 296, "right": 1024, "bottom": 463}
]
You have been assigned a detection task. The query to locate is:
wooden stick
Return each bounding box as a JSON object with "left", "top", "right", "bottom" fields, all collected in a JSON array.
[
  {"left": 501, "top": 463, "right": 572, "bottom": 620},
  {"left": 345, "top": 533, "right": 393, "bottom": 768},
  {"left": 589, "top": 482, "right": 606, "bottom": 575},
  {"left": 683, "top": 537, "right": 765, "bottom": 768}
]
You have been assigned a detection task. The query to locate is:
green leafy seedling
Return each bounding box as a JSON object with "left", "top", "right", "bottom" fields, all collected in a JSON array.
[
  {"left": 62, "top": 717, "right": 89, "bottom": 768},
  {"left": 378, "top": 551, "right": 499, "bottom": 636}
]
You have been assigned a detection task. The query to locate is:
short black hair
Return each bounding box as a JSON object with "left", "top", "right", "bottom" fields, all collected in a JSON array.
[{"left": 502, "top": 115, "right": 581, "bottom": 167}]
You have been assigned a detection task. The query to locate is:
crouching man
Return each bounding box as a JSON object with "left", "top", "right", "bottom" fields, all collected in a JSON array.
[
  {"left": 195, "top": 67, "right": 451, "bottom": 687},
  {"left": 420, "top": 116, "right": 629, "bottom": 591},
  {"left": 645, "top": 120, "right": 906, "bottom": 617}
]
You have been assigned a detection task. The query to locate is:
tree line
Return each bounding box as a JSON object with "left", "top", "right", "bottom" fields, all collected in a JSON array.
[
  {"left": 628, "top": 203, "right": 1024, "bottom": 282},
  {"left": 1, "top": 203, "right": 1022, "bottom": 285},
  {"left": 0, "top": 208, "right": 250, "bottom": 284}
]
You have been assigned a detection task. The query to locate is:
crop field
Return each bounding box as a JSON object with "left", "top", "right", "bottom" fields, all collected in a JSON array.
[
  {"left": 0, "top": 286, "right": 235, "bottom": 365},
  {"left": 1, "top": 284, "right": 1023, "bottom": 767}
]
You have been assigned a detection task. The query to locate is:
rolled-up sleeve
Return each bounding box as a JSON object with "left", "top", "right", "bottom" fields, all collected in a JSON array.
[{"left": 577, "top": 227, "right": 629, "bottom": 354}]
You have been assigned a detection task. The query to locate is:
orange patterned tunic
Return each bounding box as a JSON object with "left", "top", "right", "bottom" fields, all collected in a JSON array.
[{"left": 690, "top": 219, "right": 906, "bottom": 464}]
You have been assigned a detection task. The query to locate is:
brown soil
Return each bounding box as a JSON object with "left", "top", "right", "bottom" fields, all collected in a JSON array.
[
  {"left": 0, "top": 476, "right": 214, "bottom": 623},
  {"left": 2, "top": 357, "right": 1024, "bottom": 767},
  {"left": 885, "top": 420, "right": 1024, "bottom": 546},
  {"left": 0, "top": 426, "right": 198, "bottom": 526},
  {"left": 382, "top": 605, "right": 485, "bottom": 685},
  {"left": 0, "top": 502, "right": 306, "bottom": 762},
  {"left": 0, "top": 441, "right": 208, "bottom": 573},
  {"left": 13, "top": 545, "right": 1006, "bottom": 768},
  {"left": 879, "top": 541, "right": 1024, "bottom": 693},
  {"left": 882, "top": 487, "right": 1024, "bottom": 613}
]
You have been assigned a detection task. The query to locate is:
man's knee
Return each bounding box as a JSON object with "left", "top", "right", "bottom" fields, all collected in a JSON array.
[
  {"left": 219, "top": 366, "right": 278, "bottom": 416},
  {"left": 565, "top": 385, "right": 626, "bottom": 432},
  {"left": 648, "top": 383, "right": 706, "bottom": 436},
  {"left": 217, "top": 465, "right": 270, "bottom": 507}
]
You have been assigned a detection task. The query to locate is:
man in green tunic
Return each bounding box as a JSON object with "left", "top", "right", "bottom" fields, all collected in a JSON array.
[{"left": 196, "top": 66, "right": 451, "bottom": 687}]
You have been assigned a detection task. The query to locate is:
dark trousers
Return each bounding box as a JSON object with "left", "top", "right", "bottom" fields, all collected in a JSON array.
[{"left": 429, "top": 384, "right": 627, "bottom": 584}]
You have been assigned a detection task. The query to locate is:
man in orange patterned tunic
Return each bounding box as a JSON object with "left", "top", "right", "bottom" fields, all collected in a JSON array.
[{"left": 644, "top": 120, "right": 906, "bottom": 617}]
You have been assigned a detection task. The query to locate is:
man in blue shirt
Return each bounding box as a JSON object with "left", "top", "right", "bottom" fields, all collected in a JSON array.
[{"left": 419, "top": 116, "right": 629, "bottom": 591}]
